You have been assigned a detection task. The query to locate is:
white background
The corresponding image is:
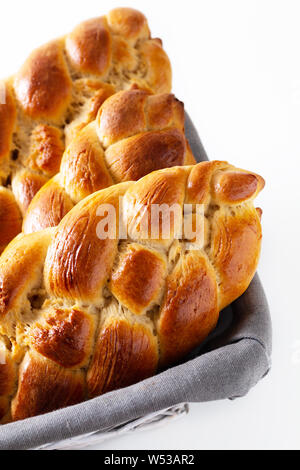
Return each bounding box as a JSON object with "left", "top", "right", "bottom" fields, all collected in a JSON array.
[{"left": 1, "top": 0, "right": 299, "bottom": 450}]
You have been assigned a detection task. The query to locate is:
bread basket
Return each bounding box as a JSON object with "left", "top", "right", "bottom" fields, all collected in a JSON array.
[{"left": 0, "top": 114, "right": 272, "bottom": 450}]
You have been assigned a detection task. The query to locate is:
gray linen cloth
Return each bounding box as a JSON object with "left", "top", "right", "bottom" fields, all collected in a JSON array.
[{"left": 0, "top": 114, "right": 272, "bottom": 450}]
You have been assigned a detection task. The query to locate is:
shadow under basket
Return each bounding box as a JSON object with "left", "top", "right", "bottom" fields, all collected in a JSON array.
[{"left": 0, "top": 113, "right": 272, "bottom": 450}]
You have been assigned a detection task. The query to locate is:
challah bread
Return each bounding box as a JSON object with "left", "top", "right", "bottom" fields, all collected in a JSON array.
[
  {"left": 0, "top": 161, "right": 265, "bottom": 422},
  {"left": 23, "top": 87, "right": 196, "bottom": 234},
  {"left": 0, "top": 8, "right": 172, "bottom": 252}
]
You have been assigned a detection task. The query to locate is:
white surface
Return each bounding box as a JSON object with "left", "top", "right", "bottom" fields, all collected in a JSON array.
[{"left": 1, "top": 0, "right": 299, "bottom": 451}]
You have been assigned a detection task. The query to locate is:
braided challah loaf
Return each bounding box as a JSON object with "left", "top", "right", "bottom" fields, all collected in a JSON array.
[
  {"left": 0, "top": 8, "right": 172, "bottom": 252},
  {"left": 23, "top": 87, "right": 195, "bottom": 234},
  {"left": 0, "top": 161, "right": 265, "bottom": 422}
]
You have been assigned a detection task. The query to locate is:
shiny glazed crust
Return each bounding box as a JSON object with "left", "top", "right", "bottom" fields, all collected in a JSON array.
[
  {"left": 0, "top": 8, "right": 172, "bottom": 252},
  {"left": 0, "top": 161, "right": 265, "bottom": 422}
]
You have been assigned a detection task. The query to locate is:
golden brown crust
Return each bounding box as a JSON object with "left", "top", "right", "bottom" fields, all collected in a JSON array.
[
  {"left": 60, "top": 123, "right": 113, "bottom": 204},
  {"left": 44, "top": 213, "right": 116, "bottom": 305},
  {"left": 0, "top": 83, "right": 16, "bottom": 166},
  {"left": 12, "top": 169, "right": 48, "bottom": 216},
  {"left": 0, "top": 188, "right": 22, "bottom": 254},
  {"left": 111, "top": 244, "right": 167, "bottom": 315},
  {"left": 123, "top": 167, "right": 188, "bottom": 247},
  {"left": 14, "top": 40, "right": 72, "bottom": 122},
  {"left": 0, "top": 397, "right": 10, "bottom": 422},
  {"left": 212, "top": 170, "right": 266, "bottom": 204},
  {"left": 66, "top": 17, "right": 112, "bottom": 76},
  {"left": 97, "top": 89, "right": 149, "bottom": 147},
  {"left": 209, "top": 206, "right": 263, "bottom": 311},
  {"left": 111, "top": 36, "right": 138, "bottom": 72},
  {"left": 0, "top": 230, "right": 52, "bottom": 327},
  {"left": 44, "top": 184, "right": 130, "bottom": 304},
  {"left": 22, "top": 177, "right": 74, "bottom": 234},
  {"left": 186, "top": 161, "right": 226, "bottom": 205},
  {"left": 137, "top": 39, "right": 172, "bottom": 94},
  {"left": 87, "top": 316, "right": 158, "bottom": 397},
  {"left": 146, "top": 93, "right": 184, "bottom": 131},
  {"left": 0, "top": 343, "right": 16, "bottom": 421},
  {"left": 184, "top": 140, "right": 199, "bottom": 166},
  {"left": 0, "top": 350, "right": 16, "bottom": 397},
  {"left": 105, "top": 129, "right": 187, "bottom": 183},
  {"left": 97, "top": 89, "right": 185, "bottom": 148},
  {"left": 11, "top": 351, "right": 85, "bottom": 421},
  {"left": 158, "top": 251, "right": 219, "bottom": 367},
  {"left": 84, "top": 84, "right": 116, "bottom": 123},
  {"left": 29, "top": 308, "right": 96, "bottom": 369},
  {"left": 64, "top": 80, "right": 116, "bottom": 146},
  {"left": 27, "top": 125, "right": 64, "bottom": 177},
  {"left": 256, "top": 207, "right": 263, "bottom": 220},
  {"left": 107, "top": 8, "right": 150, "bottom": 43}
]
